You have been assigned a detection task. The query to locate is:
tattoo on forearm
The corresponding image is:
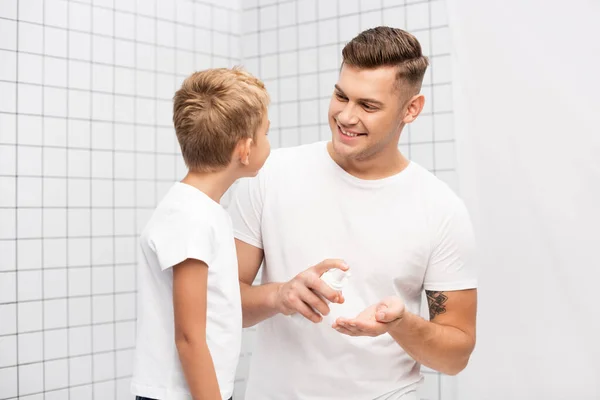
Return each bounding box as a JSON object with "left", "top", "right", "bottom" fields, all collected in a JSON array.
[{"left": 426, "top": 291, "right": 448, "bottom": 320}]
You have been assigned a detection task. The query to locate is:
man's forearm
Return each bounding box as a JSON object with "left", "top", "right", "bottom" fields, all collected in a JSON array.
[
  {"left": 240, "top": 281, "right": 282, "bottom": 327},
  {"left": 387, "top": 311, "right": 475, "bottom": 375}
]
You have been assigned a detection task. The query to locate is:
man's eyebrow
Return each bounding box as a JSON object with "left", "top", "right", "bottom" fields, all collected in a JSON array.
[{"left": 334, "top": 84, "right": 384, "bottom": 106}]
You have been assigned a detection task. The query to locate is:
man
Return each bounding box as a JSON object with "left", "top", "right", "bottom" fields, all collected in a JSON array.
[{"left": 228, "top": 26, "right": 477, "bottom": 400}]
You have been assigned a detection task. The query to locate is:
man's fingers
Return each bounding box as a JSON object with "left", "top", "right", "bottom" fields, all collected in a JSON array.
[
  {"left": 312, "top": 258, "right": 349, "bottom": 276},
  {"left": 293, "top": 300, "right": 323, "bottom": 323},
  {"left": 297, "top": 286, "right": 331, "bottom": 316}
]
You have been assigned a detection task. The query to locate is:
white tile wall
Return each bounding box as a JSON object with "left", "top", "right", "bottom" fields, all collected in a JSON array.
[
  {"left": 0, "top": 0, "right": 240, "bottom": 398},
  {"left": 236, "top": 0, "right": 458, "bottom": 399}
]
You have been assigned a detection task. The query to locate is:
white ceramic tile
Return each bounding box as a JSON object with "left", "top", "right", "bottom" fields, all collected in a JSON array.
[
  {"left": 67, "top": 149, "right": 91, "bottom": 178},
  {"left": 0, "top": 209, "right": 16, "bottom": 239},
  {"left": 0, "top": 176, "right": 15, "bottom": 207},
  {"left": 92, "top": 34, "right": 114, "bottom": 64},
  {"left": 213, "top": 31, "right": 230, "bottom": 57},
  {"left": 176, "top": 24, "right": 194, "bottom": 51},
  {"left": 17, "top": 208, "right": 42, "bottom": 238},
  {"left": 91, "top": 151, "right": 112, "bottom": 179},
  {"left": 0, "top": 113, "right": 16, "bottom": 144},
  {"left": 318, "top": 0, "right": 337, "bottom": 19},
  {"left": 0, "top": 143, "right": 16, "bottom": 176},
  {"left": 70, "top": 384, "right": 93, "bottom": 400},
  {"left": 431, "top": 0, "right": 448, "bottom": 26},
  {"left": 136, "top": 43, "right": 156, "bottom": 70},
  {"left": 67, "top": 237, "right": 91, "bottom": 267},
  {"left": 278, "top": 76, "right": 297, "bottom": 102},
  {"left": 45, "top": 389, "right": 69, "bottom": 400},
  {"left": 298, "top": 73, "right": 318, "bottom": 100},
  {"left": 136, "top": 15, "right": 155, "bottom": 44},
  {"left": 318, "top": 19, "right": 337, "bottom": 46},
  {"left": 433, "top": 113, "right": 453, "bottom": 141},
  {"left": 91, "top": 208, "right": 112, "bottom": 236},
  {"left": 69, "top": 31, "right": 91, "bottom": 61},
  {"left": 45, "top": 0, "right": 68, "bottom": 28},
  {"left": 44, "top": 87, "right": 68, "bottom": 118},
  {"left": 114, "top": 11, "right": 134, "bottom": 40},
  {"left": 91, "top": 123, "right": 112, "bottom": 152},
  {"left": 15, "top": 53, "right": 41, "bottom": 85},
  {"left": 411, "top": 114, "right": 434, "bottom": 143},
  {"left": 92, "top": 266, "right": 113, "bottom": 295},
  {"left": 0, "top": 19, "right": 17, "bottom": 51},
  {"left": 433, "top": 84, "right": 453, "bottom": 113},
  {"left": 69, "top": 325, "right": 92, "bottom": 356},
  {"left": 410, "top": 142, "right": 435, "bottom": 170},
  {"left": 241, "top": 33, "right": 258, "bottom": 58},
  {"left": 213, "top": 7, "right": 230, "bottom": 31},
  {"left": 44, "top": 359, "right": 68, "bottom": 391},
  {"left": 18, "top": 362, "right": 43, "bottom": 395},
  {"left": 68, "top": 296, "right": 91, "bottom": 326},
  {"left": 259, "top": 4, "right": 277, "bottom": 30},
  {"left": 17, "top": 300, "right": 42, "bottom": 332},
  {"left": 93, "top": 6, "right": 113, "bottom": 36},
  {"left": 18, "top": 22, "right": 43, "bottom": 54},
  {"left": 70, "top": 355, "right": 92, "bottom": 386},
  {"left": 361, "top": 9, "right": 382, "bottom": 30},
  {"left": 297, "top": 0, "right": 316, "bottom": 23},
  {"left": 115, "top": 319, "right": 135, "bottom": 349},
  {"left": 44, "top": 27, "right": 68, "bottom": 58},
  {"left": 157, "top": 20, "right": 175, "bottom": 47},
  {"left": 42, "top": 237, "right": 67, "bottom": 269},
  {"left": 92, "top": 92, "right": 114, "bottom": 121},
  {"left": 16, "top": 117, "right": 40, "bottom": 150},
  {"left": 136, "top": 98, "right": 156, "bottom": 125},
  {"left": 68, "top": 178, "right": 91, "bottom": 207},
  {"left": 175, "top": 0, "right": 193, "bottom": 24},
  {"left": 0, "top": 366, "right": 17, "bottom": 398},
  {"left": 300, "top": 100, "right": 320, "bottom": 125},
  {"left": 135, "top": 180, "right": 154, "bottom": 207},
  {"left": 278, "top": 26, "right": 297, "bottom": 53},
  {"left": 406, "top": 2, "right": 430, "bottom": 30},
  {"left": 435, "top": 141, "right": 456, "bottom": 170},
  {"left": 115, "top": 39, "right": 135, "bottom": 67},
  {"left": 17, "top": 270, "right": 42, "bottom": 301},
  {"left": 242, "top": 8, "right": 258, "bottom": 33},
  {"left": 0, "top": 240, "right": 16, "bottom": 271},
  {"left": 93, "top": 294, "right": 114, "bottom": 323},
  {"left": 114, "top": 96, "right": 135, "bottom": 124},
  {"left": 43, "top": 298, "right": 67, "bottom": 329},
  {"left": 69, "top": 2, "right": 92, "bottom": 32},
  {"left": 0, "top": 82, "right": 16, "bottom": 112},
  {"left": 298, "top": 22, "right": 317, "bottom": 48},
  {"left": 67, "top": 90, "right": 90, "bottom": 119},
  {"left": 18, "top": 331, "right": 43, "bottom": 364},
  {"left": 156, "top": 47, "right": 175, "bottom": 74},
  {"left": 67, "top": 208, "right": 90, "bottom": 236},
  {"left": 43, "top": 147, "right": 67, "bottom": 177},
  {"left": 176, "top": 50, "right": 194, "bottom": 76},
  {"left": 44, "top": 57, "right": 67, "bottom": 88},
  {"left": 16, "top": 239, "right": 41, "bottom": 270},
  {"left": 114, "top": 263, "right": 135, "bottom": 294},
  {"left": 43, "top": 268, "right": 67, "bottom": 299},
  {"left": 94, "top": 381, "right": 115, "bottom": 399},
  {"left": 92, "top": 237, "right": 113, "bottom": 266},
  {"left": 115, "top": 349, "right": 134, "bottom": 377},
  {"left": 383, "top": 5, "right": 406, "bottom": 29},
  {"left": 114, "top": 236, "right": 135, "bottom": 264},
  {"left": 94, "top": 351, "right": 115, "bottom": 381},
  {"left": 68, "top": 119, "right": 91, "bottom": 148},
  {"left": 17, "top": 83, "right": 42, "bottom": 115},
  {"left": 91, "top": 179, "right": 112, "bottom": 208},
  {"left": 318, "top": 44, "right": 339, "bottom": 71},
  {"left": 0, "top": 304, "right": 17, "bottom": 335},
  {"left": 114, "top": 180, "right": 134, "bottom": 207},
  {"left": 431, "top": 26, "right": 451, "bottom": 55},
  {"left": 413, "top": 29, "right": 431, "bottom": 57},
  {"left": 68, "top": 60, "right": 91, "bottom": 90},
  {"left": 0, "top": 0, "right": 17, "bottom": 19},
  {"left": 278, "top": 102, "right": 298, "bottom": 128},
  {"left": 93, "top": 323, "right": 114, "bottom": 352},
  {"left": 115, "top": 0, "right": 135, "bottom": 12},
  {"left": 114, "top": 208, "right": 135, "bottom": 236},
  {"left": 319, "top": 70, "right": 337, "bottom": 97},
  {"left": 0, "top": 334, "right": 16, "bottom": 367},
  {"left": 194, "top": 2, "right": 211, "bottom": 29}
]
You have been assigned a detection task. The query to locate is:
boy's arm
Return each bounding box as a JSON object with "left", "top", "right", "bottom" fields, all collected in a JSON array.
[{"left": 173, "top": 258, "right": 221, "bottom": 400}]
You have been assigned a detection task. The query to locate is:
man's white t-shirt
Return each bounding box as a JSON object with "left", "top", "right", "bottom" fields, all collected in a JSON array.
[
  {"left": 131, "top": 182, "right": 242, "bottom": 400},
  {"left": 228, "top": 141, "right": 477, "bottom": 400}
]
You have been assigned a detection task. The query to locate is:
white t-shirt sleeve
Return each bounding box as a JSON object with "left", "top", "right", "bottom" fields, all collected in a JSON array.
[
  {"left": 149, "top": 217, "right": 217, "bottom": 271},
  {"left": 423, "top": 199, "right": 477, "bottom": 291},
  {"left": 227, "top": 173, "right": 265, "bottom": 249}
]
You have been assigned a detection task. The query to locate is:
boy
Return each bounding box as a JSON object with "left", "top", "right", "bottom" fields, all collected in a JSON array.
[{"left": 130, "top": 67, "right": 271, "bottom": 400}]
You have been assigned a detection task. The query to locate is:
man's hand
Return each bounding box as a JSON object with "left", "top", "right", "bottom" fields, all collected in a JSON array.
[
  {"left": 332, "top": 296, "right": 405, "bottom": 337},
  {"left": 272, "top": 259, "right": 349, "bottom": 323}
]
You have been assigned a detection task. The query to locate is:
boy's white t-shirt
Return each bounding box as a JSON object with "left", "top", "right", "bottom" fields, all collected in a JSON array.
[
  {"left": 131, "top": 182, "right": 241, "bottom": 400},
  {"left": 227, "top": 141, "right": 477, "bottom": 400}
]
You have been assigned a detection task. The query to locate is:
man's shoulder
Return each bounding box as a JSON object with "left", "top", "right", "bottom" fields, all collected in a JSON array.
[{"left": 408, "top": 162, "right": 466, "bottom": 211}]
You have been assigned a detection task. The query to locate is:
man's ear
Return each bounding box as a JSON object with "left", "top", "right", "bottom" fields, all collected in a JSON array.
[
  {"left": 403, "top": 94, "right": 425, "bottom": 124},
  {"left": 237, "top": 137, "right": 253, "bottom": 166}
]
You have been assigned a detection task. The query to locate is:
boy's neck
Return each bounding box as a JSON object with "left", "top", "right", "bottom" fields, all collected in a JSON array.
[{"left": 181, "top": 168, "right": 238, "bottom": 204}]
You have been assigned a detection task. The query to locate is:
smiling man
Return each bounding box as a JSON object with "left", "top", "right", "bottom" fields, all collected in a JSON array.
[{"left": 228, "top": 27, "right": 478, "bottom": 400}]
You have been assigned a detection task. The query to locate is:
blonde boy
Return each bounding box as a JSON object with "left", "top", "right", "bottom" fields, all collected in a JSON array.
[{"left": 130, "top": 67, "right": 271, "bottom": 400}]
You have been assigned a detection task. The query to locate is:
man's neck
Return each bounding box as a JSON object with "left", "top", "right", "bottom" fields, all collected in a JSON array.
[
  {"left": 327, "top": 142, "right": 409, "bottom": 180},
  {"left": 181, "top": 168, "right": 238, "bottom": 203}
]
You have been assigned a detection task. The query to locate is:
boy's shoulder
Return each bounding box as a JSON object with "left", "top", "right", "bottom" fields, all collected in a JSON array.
[{"left": 142, "top": 183, "right": 225, "bottom": 241}]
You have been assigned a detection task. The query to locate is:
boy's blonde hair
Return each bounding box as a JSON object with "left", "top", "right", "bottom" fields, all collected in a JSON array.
[{"left": 173, "top": 67, "right": 270, "bottom": 172}]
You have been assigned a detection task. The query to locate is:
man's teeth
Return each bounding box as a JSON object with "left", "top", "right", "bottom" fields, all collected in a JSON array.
[{"left": 340, "top": 127, "right": 360, "bottom": 137}]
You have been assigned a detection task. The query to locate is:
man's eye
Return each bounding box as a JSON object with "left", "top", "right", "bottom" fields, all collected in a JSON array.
[
  {"left": 335, "top": 93, "right": 348, "bottom": 101},
  {"left": 362, "top": 104, "right": 377, "bottom": 111}
]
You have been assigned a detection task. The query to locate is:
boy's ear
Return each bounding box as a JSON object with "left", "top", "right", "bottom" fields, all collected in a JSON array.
[{"left": 238, "top": 137, "right": 253, "bottom": 166}]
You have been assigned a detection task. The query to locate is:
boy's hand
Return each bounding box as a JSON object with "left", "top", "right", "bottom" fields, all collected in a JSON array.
[{"left": 271, "top": 259, "right": 348, "bottom": 323}]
